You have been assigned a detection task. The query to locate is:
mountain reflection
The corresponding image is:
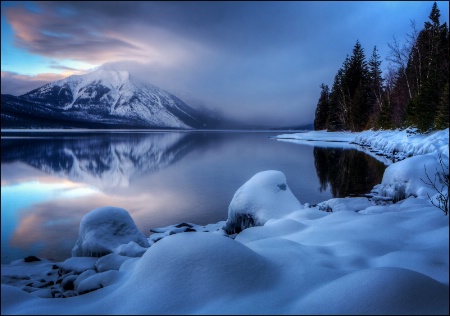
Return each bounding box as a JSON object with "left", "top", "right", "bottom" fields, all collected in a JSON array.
[
  {"left": 313, "top": 147, "right": 385, "bottom": 197},
  {"left": 1, "top": 132, "right": 213, "bottom": 190}
]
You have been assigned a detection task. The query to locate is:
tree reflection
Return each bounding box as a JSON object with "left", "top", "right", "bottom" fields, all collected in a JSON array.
[{"left": 313, "top": 147, "right": 385, "bottom": 197}]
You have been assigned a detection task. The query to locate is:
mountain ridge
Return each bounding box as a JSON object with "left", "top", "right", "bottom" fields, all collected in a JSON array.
[{"left": 2, "top": 69, "right": 206, "bottom": 129}]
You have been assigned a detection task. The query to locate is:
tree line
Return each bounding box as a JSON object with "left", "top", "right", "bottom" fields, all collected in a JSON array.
[{"left": 314, "top": 2, "right": 449, "bottom": 133}]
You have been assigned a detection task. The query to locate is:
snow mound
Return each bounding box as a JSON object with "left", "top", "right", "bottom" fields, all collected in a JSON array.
[
  {"left": 110, "top": 233, "right": 275, "bottom": 314},
  {"left": 374, "top": 154, "right": 446, "bottom": 201},
  {"left": 223, "top": 170, "right": 303, "bottom": 234},
  {"left": 71, "top": 206, "right": 150, "bottom": 257},
  {"left": 298, "top": 267, "right": 449, "bottom": 315}
]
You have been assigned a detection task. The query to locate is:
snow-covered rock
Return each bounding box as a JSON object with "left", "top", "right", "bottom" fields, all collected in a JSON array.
[
  {"left": 223, "top": 170, "right": 303, "bottom": 234},
  {"left": 374, "top": 154, "right": 446, "bottom": 201},
  {"left": 59, "top": 257, "right": 97, "bottom": 275},
  {"left": 73, "top": 270, "right": 96, "bottom": 291},
  {"left": 76, "top": 270, "right": 121, "bottom": 294},
  {"left": 71, "top": 206, "right": 150, "bottom": 257},
  {"left": 95, "top": 254, "right": 131, "bottom": 272},
  {"left": 114, "top": 241, "right": 148, "bottom": 257}
]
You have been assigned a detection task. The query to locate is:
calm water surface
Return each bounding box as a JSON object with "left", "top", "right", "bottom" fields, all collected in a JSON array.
[{"left": 1, "top": 131, "right": 386, "bottom": 263}]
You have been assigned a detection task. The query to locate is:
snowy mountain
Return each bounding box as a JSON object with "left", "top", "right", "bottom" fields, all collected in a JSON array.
[{"left": 1, "top": 69, "right": 206, "bottom": 129}]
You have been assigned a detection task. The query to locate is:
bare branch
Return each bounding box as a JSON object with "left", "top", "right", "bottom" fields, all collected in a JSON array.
[{"left": 421, "top": 154, "right": 449, "bottom": 215}]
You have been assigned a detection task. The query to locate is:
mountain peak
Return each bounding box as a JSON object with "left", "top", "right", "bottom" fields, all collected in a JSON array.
[
  {"left": 57, "top": 68, "right": 131, "bottom": 90},
  {"left": 4, "top": 69, "right": 206, "bottom": 129}
]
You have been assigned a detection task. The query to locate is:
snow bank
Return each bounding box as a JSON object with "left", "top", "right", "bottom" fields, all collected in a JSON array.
[
  {"left": 297, "top": 267, "right": 449, "bottom": 315},
  {"left": 354, "top": 128, "right": 449, "bottom": 160},
  {"left": 71, "top": 206, "right": 150, "bottom": 257},
  {"left": 277, "top": 130, "right": 357, "bottom": 142},
  {"left": 223, "top": 170, "right": 303, "bottom": 234},
  {"left": 373, "top": 154, "right": 447, "bottom": 201},
  {"left": 277, "top": 128, "right": 449, "bottom": 163}
]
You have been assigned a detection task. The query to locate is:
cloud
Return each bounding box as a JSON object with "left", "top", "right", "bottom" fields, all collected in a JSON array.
[
  {"left": 1, "top": 71, "right": 66, "bottom": 95},
  {"left": 3, "top": 1, "right": 449, "bottom": 126}
]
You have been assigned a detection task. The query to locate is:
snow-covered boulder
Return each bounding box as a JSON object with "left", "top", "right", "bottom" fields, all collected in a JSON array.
[
  {"left": 59, "top": 257, "right": 98, "bottom": 275},
  {"left": 223, "top": 170, "right": 303, "bottom": 234},
  {"left": 76, "top": 270, "right": 120, "bottom": 294},
  {"left": 114, "top": 241, "right": 148, "bottom": 257},
  {"left": 374, "top": 154, "right": 447, "bottom": 202},
  {"left": 72, "top": 207, "right": 150, "bottom": 257},
  {"left": 95, "top": 254, "right": 131, "bottom": 272}
]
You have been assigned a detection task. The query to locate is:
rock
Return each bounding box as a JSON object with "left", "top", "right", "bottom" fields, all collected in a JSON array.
[
  {"left": 23, "top": 256, "right": 41, "bottom": 263},
  {"left": 95, "top": 254, "right": 130, "bottom": 272},
  {"left": 72, "top": 207, "right": 149, "bottom": 257},
  {"left": 59, "top": 257, "right": 98, "bottom": 275},
  {"left": 61, "top": 275, "right": 78, "bottom": 291},
  {"left": 224, "top": 170, "right": 303, "bottom": 234}
]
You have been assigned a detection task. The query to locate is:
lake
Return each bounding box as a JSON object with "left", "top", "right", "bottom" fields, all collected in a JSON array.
[{"left": 1, "top": 131, "right": 386, "bottom": 263}]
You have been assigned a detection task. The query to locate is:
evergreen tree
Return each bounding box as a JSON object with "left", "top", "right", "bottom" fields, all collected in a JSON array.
[
  {"left": 368, "top": 46, "right": 384, "bottom": 127},
  {"left": 327, "top": 57, "right": 351, "bottom": 131},
  {"left": 387, "top": 2, "right": 448, "bottom": 132},
  {"left": 409, "top": 2, "right": 447, "bottom": 131},
  {"left": 314, "top": 84, "right": 330, "bottom": 130},
  {"left": 312, "top": 2, "right": 448, "bottom": 133},
  {"left": 346, "top": 40, "right": 371, "bottom": 131},
  {"left": 435, "top": 82, "right": 449, "bottom": 129}
]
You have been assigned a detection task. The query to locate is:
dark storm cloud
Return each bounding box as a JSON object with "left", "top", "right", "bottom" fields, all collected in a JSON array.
[{"left": 3, "top": 1, "right": 449, "bottom": 126}]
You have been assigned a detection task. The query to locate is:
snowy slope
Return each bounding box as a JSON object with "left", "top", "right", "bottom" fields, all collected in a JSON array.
[{"left": 12, "top": 69, "right": 205, "bottom": 129}]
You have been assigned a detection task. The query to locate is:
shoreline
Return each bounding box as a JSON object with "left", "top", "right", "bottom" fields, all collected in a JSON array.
[{"left": 2, "top": 128, "right": 448, "bottom": 314}]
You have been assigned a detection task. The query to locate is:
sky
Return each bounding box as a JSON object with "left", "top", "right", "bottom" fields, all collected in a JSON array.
[{"left": 1, "top": 1, "right": 449, "bottom": 126}]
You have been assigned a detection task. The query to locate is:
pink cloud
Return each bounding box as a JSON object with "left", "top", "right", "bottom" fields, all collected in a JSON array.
[{"left": 1, "top": 71, "right": 66, "bottom": 95}]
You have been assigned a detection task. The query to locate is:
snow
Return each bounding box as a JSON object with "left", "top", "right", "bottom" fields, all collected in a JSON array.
[
  {"left": 24, "top": 68, "right": 194, "bottom": 129},
  {"left": 278, "top": 128, "right": 449, "bottom": 162},
  {"left": 317, "top": 196, "right": 373, "bottom": 212},
  {"left": 1, "top": 129, "right": 449, "bottom": 315},
  {"left": 375, "top": 154, "right": 447, "bottom": 201},
  {"left": 71, "top": 206, "right": 150, "bottom": 257},
  {"left": 223, "top": 170, "right": 304, "bottom": 234}
]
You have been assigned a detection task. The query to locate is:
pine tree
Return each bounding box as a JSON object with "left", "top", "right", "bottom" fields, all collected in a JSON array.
[
  {"left": 386, "top": 2, "right": 448, "bottom": 132},
  {"left": 314, "top": 84, "right": 330, "bottom": 130},
  {"left": 368, "top": 46, "right": 384, "bottom": 128},
  {"left": 412, "top": 2, "right": 446, "bottom": 131},
  {"left": 435, "top": 82, "right": 449, "bottom": 129},
  {"left": 345, "top": 40, "right": 371, "bottom": 131},
  {"left": 328, "top": 68, "right": 347, "bottom": 131}
]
